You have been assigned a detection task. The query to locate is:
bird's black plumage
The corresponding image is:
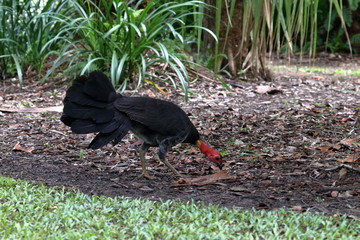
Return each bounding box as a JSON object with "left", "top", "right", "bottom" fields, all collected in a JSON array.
[
  {"left": 61, "top": 71, "right": 224, "bottom": 178},
  {"left": 61, "top": 71, "right": 199, "bottom": 154}
]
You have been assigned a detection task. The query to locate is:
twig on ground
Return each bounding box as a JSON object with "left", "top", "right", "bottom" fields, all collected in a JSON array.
[{"left": 325, "top": 164, "right": 360, "bottom": 172}]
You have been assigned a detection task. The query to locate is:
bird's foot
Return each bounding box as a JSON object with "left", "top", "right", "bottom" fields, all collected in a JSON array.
[
  {"left": 152, "top": 168, "right": 184, "bottom": 178},
  {"left": 137, "top": 170, "right": 183, "bottom": 179},
  {"left": 138, "top": 171, "right": 156, "bottom": 180},
  {"left": 170, "top": 171, "right": 184, "bottom": 179}
]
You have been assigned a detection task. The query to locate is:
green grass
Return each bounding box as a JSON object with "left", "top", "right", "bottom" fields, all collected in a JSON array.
[
  {"left": 0, "top": 176, "right": 359, "bottom": 239},
  {"left": 269, "top": 65, "right": 360, "bottom": 76},
  {"left": 334, "top": 69, "right": 360, "bottom": 76}
]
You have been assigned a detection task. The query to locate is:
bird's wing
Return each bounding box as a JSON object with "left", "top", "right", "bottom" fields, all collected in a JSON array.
[
  {"left": 88, "top": 111, "right": 131, "bottom": 149},
  {"left": 114, "top": 97, "right": 193, "bottom": 137}
]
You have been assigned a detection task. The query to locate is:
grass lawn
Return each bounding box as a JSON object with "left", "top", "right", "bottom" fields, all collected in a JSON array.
[{"left": 0, "top": 176, "right": 358, "bottom": 239}]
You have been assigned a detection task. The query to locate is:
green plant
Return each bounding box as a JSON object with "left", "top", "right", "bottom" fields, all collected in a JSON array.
[
  {"left": 48, "top": 0, "right": 210, "bottom": 99},
  {"left": 316, "top": 0, "right": 358, "bottom": 53},
  {"left": 79, "top": 149, "right": 84, "bottom": 159},
  {"left": 1, "top": 176, "right": 359, "bottom": 239},
  {"left": 198, "top": 0, "right": 358, "bottom": 78},
  {"left": 0, "top": 0, "right": 71, "bottom": 86}
]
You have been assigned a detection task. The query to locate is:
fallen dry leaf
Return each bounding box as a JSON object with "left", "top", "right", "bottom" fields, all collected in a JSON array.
[
  {"left": 331, "top": 191, "right": 339, "bottom": 197},
  {"left": 0, "top": 106, "right": 63, "bottom": 113},
  {"left": 340, "top": 117, "right": 350, "bottom": 123},
  {"left": 340, "top": 138, "right": 360, "bottom": 148},
  {"left": 331, "top": 145, "right": 342, "bottom": 151},
  {"left": 338, "top": 191, "right": 355, "bottom": 198},
  {"left": 312, "top": 76, "right": 325, "bottom": 80},
  {"left": 336, "top": 156, "right": 360, "bottom": 163},
  {"left": 177, "top": 178, "right": 187, "bottom": 184},
  {"left": 9, "top": 124, "right": 20, "bottom": 129},
  {"left": 145, "top": 89, "right": 156, "bottom": 98},
  {"left": 139, "top": 186, "right": 154, "bottom": 192},
  {"left": 12, "top": 142, "right": 34, "bottom": 153},
  {"left": 338, "top": 168, "right": 347, "bottom": 179},
  {"left": 255, "top": 85, "right": 282, "bottom": 94},
  {"left": 230, "top": 186, "right": 249, "bottom": 192},
  {"left": 318, "top": 145, "right": 334, "bottom": 154},
  {"left": 203, "top": 129, "right": 212, "bottom": 136},
  {"left": 173, "top": 170, "right": 234, "bottom": 186},
  {"left": 318, "top": 144, "right": 342, "bottom": 154},
  {"left": 292, "top": 205, "right": 303, "bottom": 211}
]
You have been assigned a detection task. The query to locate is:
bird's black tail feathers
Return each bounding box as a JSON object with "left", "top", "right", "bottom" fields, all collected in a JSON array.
[{"left": 61, "top": 71, "right": 130, "bottom": 149}]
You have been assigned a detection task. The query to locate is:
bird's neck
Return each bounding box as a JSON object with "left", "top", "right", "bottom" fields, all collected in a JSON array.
[{"left": 196, "top": 140, "right": 214, "bottom": 156}]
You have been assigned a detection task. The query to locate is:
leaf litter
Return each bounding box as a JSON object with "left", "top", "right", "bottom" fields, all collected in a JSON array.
[{"left": 0, "top": 56, "right": 359, "bottom": 217}]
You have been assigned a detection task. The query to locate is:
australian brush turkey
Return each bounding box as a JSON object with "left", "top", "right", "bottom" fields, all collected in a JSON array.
[{"left": 60, "top": 71, "right": 223, "bottom": 178}]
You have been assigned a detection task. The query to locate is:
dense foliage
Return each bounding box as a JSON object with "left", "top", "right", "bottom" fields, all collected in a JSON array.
[
  {"left": 0, "top": 0, "right": 358, "bottom": 86},
  {"left": 0, "top": 0, "right": 208, "bottom": 96}
]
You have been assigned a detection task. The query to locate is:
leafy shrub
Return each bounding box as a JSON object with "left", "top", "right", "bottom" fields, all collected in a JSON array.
[
  {"left": 1, "top": 0, "right": 212, "bottom": 98},
  {"left": 48, "top": 0, "right": 208, "bottom": 98},
  {"left": 0, "top": 0, "right": 71, "bottom": 86}
]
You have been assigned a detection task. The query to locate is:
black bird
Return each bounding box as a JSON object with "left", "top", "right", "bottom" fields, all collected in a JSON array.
[{"left": 61, "top": 71, "right": 223, "bottom": 179}]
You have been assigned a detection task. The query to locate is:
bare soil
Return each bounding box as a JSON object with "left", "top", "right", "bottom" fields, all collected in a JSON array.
[{"left": 1, "top": 56, "right": 359, "bottom": 218}]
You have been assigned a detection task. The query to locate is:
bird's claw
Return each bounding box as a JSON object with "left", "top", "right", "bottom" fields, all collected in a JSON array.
[{"left": 138, "top": 171, "right": 157, "bottom": 180}]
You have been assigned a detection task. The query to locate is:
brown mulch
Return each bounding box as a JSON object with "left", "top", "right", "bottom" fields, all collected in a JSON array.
[{"left": 0, "top": 56, "right": 359, "bottom": 218}]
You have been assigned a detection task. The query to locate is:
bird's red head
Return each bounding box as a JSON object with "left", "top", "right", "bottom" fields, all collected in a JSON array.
[{"left": 196, "top": 140, "right": 223, "bottom": 169}]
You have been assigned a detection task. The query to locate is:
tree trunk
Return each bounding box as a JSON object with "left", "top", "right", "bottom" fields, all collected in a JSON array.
[
  {"left": 203, "top": 0, "right": 245, "bottom": 76},
  {"left": 203, "top": 0, "right": 271, "bottom": 80}
]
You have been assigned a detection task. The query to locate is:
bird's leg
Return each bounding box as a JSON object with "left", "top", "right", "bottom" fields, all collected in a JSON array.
[
  {"left": 139, "top": 143, "right": 155, "bottom": 179},
  {"left": 158, "top": 145, "right": 182, "bottom": 177}
]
